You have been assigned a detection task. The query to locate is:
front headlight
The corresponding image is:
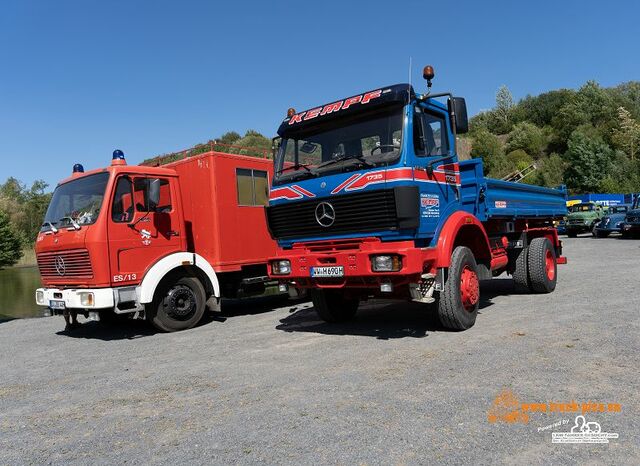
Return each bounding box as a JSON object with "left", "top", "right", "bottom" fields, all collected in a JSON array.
[
  {"left": 79, "top": 292, "right": 94, "bottom": 307},
  {"left": 271, "top": 260, "right": 291, "bottom": 275},
  {"left": 35, "top": 290, "right": 45, "bottom": 305},
  {"left": 371, "top": 255, "right": 402, "bottom": 272}
]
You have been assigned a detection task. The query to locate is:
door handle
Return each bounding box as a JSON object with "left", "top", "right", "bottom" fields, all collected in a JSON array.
[{"left": 168, "top": 230, "right": 180, "bottom": 237}]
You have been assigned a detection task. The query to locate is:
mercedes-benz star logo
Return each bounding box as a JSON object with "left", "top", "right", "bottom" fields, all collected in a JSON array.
[
  {"left": 315, "top": 202, "right": 336, "bottom": 227},
  {"left": 54, "top": 256, "right": 66, "bottom": 276}
]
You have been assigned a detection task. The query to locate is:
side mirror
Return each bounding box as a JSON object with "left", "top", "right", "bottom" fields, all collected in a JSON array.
[
  {"left": 148, "top": 178, "right": 161, "bottom": 210},
  {"left": 449, "top": 97, "right": 469, "bottom": 134}
]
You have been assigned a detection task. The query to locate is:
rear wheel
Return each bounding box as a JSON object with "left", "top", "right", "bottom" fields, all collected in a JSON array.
[
  {"left": 311, "top": 289, "right": 358, "bottom": 323},
  {"left": 437, "top": 246, "right": 479, "bottom": 331},
  {"left": 147, "top": 276, "right": 206, "bottom": 332},
  {"left": 527, "top": 238, "right": 557, "bottom": 293},
  {"left": 511, "top": 246, "right": 531, "bottom": 292},
  {"left": 567, "top": 230, "right": 578, "bottom": 238}
]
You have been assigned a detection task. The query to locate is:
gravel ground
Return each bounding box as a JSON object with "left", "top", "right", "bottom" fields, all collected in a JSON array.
[{"left": 0, "top": 236, "right": 638, "bottom": 465}]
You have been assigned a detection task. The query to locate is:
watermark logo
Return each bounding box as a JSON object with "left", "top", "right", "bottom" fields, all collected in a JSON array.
[{"left": 552, "top": 415, "right": 619, "bottom": 444}]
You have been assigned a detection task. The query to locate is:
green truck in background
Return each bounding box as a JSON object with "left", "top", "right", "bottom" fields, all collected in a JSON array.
[{"left": 565, "top": 202, "right": 605, "bottom": 237}]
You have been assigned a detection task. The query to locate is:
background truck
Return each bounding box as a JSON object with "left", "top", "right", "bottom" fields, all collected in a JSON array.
[
  {"left": 35, "top": 146, "right": 278, "bottom": 331},
  {"left": 265, "top": 66, "right": 568, "bottom": 330},
  {"left": 621, "top": 194, "right": 640, "bottom": 238},
  {"left": 565, "top": 202, "right": 605, "bottom": 237}
]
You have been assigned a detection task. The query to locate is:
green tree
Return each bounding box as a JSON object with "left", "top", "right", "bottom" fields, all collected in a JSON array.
[
  {"left": 531, "top": 153, "right": 566, "bottom": 188},
  {"left": 227, "top": 130, "right": 272, "bottom": 157},
  {"left": 217, "top": 131, "right": 241, "bottom": 146},
  {"left": 563, "top": 128, "right": 615, "bottom": 193},
  {"left": 611, "top": 106, "right": 640, "bottom": 161},
  {"left": 505, "top": 122, "right": 547, "bottom": 157},
  {"left": 0, "top": 210, "right": 23, "bottom": 268},
  {"left": 495, "top": 85, "right": 515, "bottom": 133},
  {"left": 470, "top": 129, "right": 506, "bottom": 176}
]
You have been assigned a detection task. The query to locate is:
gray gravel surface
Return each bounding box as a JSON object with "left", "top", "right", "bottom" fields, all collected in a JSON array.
[{"left": 0, "top": 236, "right": 638, "bottom": 465}]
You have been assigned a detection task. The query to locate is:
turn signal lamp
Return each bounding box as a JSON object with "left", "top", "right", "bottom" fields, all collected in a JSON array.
[{"left": 112, "top": 149, "right": 126, "bottom": 166}]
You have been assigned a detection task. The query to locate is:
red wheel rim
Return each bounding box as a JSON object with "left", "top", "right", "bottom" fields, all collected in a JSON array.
[
  {"left": 460, "top": 265, "right": 479, "bottom": 311},
  {"left": 545, "top": 249, "right": 555, "bottom": 281}
]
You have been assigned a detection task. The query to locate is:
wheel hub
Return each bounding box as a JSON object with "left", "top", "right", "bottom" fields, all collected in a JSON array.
[
  {"left": 460, "top": 265, "right": 479, "bottom": 311},
  {"left": 545, "top": 249, "right": 555, "bottom": 281},
  {"left": 165, "top": 285, "right": 196, "bottom": 320}
]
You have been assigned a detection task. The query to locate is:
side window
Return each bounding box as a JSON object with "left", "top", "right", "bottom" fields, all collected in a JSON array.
[
  {"left": 414, "top": 108, "right": 449, "bottom": 157},
  {"left": 133, "top": 178, "right": 172, "bottom": 212},
  {"left": 111, "top": 176, "right": 133, "bottom": 223},
  {"left": 236, "top": 168, "right": 269, "bottom": 206},
  {"left": 158, "top": 180, "right": 172, "bottom": 212}
]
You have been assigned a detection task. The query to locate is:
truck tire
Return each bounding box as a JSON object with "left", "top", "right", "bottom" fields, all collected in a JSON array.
[
  {"left": 593, "top": 230, "right": 609, "bottom": 238},
  {"left": 511, "top": 247, "right": 530, "bottom": 292},
  {"left": 147, "top": 276, "right": 206, "bottom": 332},
  {"left": 437, "top": 246, "right": 479, "bottom": 331},
  {"left": 311, "top": 289, "right": 358, "bottom": 323},
  {"left": 567, "top": 230, "right": 577, "bottom": 238},
  {"left": 527, "top": 238, "right": 557, "bottom": 293}
]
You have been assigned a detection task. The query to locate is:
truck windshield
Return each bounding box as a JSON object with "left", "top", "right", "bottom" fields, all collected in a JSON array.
[
  {"left": 274, "top": 105, "right": 403, "bottom": 184},
  {"left": 41, "top": 172, "right": 110, "bottom": 231},
  {"left": 569, "top": 204, "right": 594, "bottom": 213}
]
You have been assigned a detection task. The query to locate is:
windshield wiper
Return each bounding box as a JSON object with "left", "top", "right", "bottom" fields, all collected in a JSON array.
[
  {"left": 276, "top": 163, "right": 314, "bottom": 175},
  {"left": 60, "top": 216, "right": 81, "bottom": 230},
  {"left": 42, "top": 221, "right": 58, "bottom": 233},
  {"left": 317, "top": 154, "right": 374, "bottom": 169}
]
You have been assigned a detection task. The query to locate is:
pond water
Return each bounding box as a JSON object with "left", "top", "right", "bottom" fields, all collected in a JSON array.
[{"left": 0, "top": 266, "right": 44, "bottom": 321}]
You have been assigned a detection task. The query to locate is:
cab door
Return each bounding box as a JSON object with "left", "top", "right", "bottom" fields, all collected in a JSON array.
[
  {"left": 412, "top": 104, "right": 458, "bottom": 236},
  {"left": 107, "top": 174, "right": 183, "bottom": 286}
]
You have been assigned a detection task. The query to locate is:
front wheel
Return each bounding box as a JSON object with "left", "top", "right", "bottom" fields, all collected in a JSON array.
[
  {"left": 567, "top": 230, "right": 578, "bottom": 238},
  {"left": 147, "top": 276, "right": 206, "bottom": 332},
  {"left": 311, "top": 289, "right": 359, "bottom": 323},
  {"left": 437, "top": 246, "right": 479, "bottom": 331}
]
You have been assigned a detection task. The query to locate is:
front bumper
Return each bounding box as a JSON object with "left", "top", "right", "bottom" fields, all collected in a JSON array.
[
  {"left": 268, "top": 238, "right": 438, "bottom": 289},
  {"left": 622, "top": 223, "right": 640, "bottom": 233},
  {"left": 35, "top": 286, "right": 139, "bottom": 310}
]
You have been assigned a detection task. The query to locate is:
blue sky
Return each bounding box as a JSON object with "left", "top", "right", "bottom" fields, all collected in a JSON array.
[{"left": 1, "top": 0, "right": 639, "bottom": 189}]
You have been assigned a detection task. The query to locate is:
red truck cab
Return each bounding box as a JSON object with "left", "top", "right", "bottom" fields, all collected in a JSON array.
[{"left": 35, "top": 148, "right": 278, "bottom": 331}]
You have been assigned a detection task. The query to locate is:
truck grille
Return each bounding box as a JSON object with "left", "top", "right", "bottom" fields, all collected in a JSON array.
[
  {"left": 37, "top": 249, "right": 93, "bottom": 279},
  {"left": 267, "top": 189, "right": 399, "bottom": 240}
]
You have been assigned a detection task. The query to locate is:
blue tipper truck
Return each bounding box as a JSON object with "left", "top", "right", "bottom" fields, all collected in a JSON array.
[{"left": 266, "top": 66, "right": 568, "bottom": 330}]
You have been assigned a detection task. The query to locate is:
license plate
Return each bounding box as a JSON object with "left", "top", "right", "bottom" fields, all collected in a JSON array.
[
  {"left": 310, "top": 266, "right": 344, "bottom": 278},
  {"left": 49, "top": 300, "right": 66, "bottom": 310}
]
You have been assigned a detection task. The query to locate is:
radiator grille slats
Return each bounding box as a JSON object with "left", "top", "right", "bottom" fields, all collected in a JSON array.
[
  {"left": 37, "top": 249, "right": 93, "bottom": 279},
  {"left": 267, "top": 189, "right": 399, "bottom": 240}
]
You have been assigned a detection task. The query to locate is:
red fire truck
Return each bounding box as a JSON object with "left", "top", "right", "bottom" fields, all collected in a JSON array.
[{"left": 35, "top": 146, "right": 278, "bottom": 331}]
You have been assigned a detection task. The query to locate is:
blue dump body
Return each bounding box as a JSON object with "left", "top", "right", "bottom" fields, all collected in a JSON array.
[{"left": 268, "top": 83, "right": 567, "bottom": 249}]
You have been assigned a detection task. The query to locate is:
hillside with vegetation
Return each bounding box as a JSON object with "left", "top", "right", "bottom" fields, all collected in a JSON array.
[{"left": 466, "top": 81, "right": 640, "bottom": 193}]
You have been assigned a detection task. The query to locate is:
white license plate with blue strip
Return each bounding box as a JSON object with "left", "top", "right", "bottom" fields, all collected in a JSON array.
[{"left": 310, "top": 266, "right": 344, "bottom": 278}]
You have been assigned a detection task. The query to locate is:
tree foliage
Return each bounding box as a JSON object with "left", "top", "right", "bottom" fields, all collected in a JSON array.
[
  {"left": 0, "top": 210, "right": 23, "bottom": 268},
  {"left": 0, "top": 178, "right": 51, "bottom": 246},
  {"left": 468, "top": 79, "right": 640, "bottom": 194}
]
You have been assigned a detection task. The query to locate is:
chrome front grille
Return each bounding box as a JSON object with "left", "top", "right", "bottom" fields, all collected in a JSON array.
[{"left": 37, "top": 249, "right": 93, "bottom": 279}]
